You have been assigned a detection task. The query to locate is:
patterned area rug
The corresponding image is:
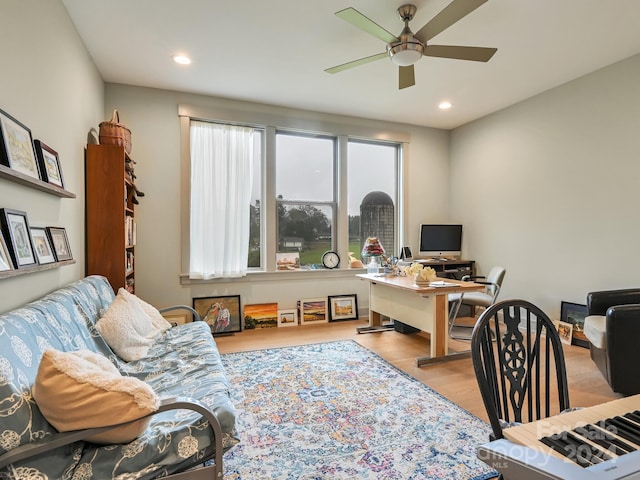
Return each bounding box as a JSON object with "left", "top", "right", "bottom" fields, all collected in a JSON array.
[{"left": 221, "top": 340, "right": 497, "bottom": 479}]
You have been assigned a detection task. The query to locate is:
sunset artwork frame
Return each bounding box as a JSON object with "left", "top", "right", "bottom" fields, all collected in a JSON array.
[
  {"left": 299, "top": 298, "right": 328, "bottom": 325},
  {"left": 243, "top": 302, "right": 279, "bottom": 329}
]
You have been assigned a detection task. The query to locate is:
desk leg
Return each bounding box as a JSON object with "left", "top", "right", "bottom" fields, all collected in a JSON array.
[
  {"left": 356, "top": 310, "right": 395, "bottom": 334},
  {"left": 415, "top": 294, "right": 471, "bottom": 366}
]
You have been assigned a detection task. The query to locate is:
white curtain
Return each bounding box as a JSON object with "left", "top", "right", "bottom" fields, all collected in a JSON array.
[{"left": 189, "top": 121, "right": 254, "bottom": 279}]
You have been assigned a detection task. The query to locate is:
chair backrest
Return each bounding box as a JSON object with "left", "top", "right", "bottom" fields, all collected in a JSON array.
[
  {"left": 471, "top": 299, "right": 570, "bottom": 440},
  {"left": 485, "top": 266, "right": 506, "bottom": 301},
  {"left": 587, "top": 288, "right": 640, "bottom": 315}
]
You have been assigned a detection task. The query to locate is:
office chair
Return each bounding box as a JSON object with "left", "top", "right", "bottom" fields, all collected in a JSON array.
[
  {"left": 448, "top": 266, "right": 506, "bottom": 340},
  {"left": 471, "top": 299, "right": 571, "bottom": 442}
]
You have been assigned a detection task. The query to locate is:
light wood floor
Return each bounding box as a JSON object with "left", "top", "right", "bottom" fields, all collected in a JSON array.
[{"left": 216, "top": 317, "right": 619, "bottom": 422}]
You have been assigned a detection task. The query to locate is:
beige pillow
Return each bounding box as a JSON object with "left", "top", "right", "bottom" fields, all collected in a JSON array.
[
  {"left": 33, "top": 349, "right": 160, "bottom": 444},
  {"left": 119, "top": 288, "right": 172, "bottom": 335},
  {"left": 95, "top": 291, "right": 154, "bottom": 361}
]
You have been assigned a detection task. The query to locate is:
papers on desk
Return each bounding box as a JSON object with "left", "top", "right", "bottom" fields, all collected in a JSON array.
[{"left": 429, "top": 281, "right": 459, "bottom": 287}]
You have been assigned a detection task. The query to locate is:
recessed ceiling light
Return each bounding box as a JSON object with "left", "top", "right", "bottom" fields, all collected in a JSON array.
[
  {"left": 173, "top": 55, "right": 191, "bottom": 65},
  {"left": 439, "top": 101, "right": 452, "bottom": 110}
]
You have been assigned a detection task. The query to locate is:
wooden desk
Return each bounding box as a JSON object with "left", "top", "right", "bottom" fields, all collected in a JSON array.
[{"left": 356, "top": 273, "right": 485, "bottom": 366}]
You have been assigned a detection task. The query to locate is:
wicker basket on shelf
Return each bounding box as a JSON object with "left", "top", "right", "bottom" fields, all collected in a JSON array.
[{"left": 99, "top": 109, "right": 132, "bottom": 154}]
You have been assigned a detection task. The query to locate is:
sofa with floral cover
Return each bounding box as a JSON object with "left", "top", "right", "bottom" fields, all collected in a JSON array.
[{"left": 0, "top": 275, "right": 237, "bottom": 479}]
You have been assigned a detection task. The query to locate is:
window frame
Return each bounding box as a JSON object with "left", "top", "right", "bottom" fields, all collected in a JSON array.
[{"left": 178, "top": 104, "right": 408, "bottom": 281}]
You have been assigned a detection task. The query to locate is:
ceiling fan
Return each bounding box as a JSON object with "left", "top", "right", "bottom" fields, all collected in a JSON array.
[{"left": 325, "top": 0, "right": 497, "bottom": 89}]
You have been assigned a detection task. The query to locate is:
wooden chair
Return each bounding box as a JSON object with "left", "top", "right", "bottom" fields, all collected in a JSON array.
[{"left": 471, "top": 299, "right": 571, "bottom": 442}]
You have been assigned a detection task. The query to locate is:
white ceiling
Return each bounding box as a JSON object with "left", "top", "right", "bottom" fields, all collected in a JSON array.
[{"left": 62, "top": 0, "right": 640, "bottom": 130}]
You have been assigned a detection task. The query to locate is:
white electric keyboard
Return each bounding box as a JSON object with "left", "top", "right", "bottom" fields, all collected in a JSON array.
[{"left": 478, "top": 394, "right": 640, "bottom": 479}]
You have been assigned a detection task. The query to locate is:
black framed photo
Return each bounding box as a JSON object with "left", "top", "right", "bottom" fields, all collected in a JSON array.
[
  {"left": 34, "top": 140, "right": 65, "bottom": 188},
  {"left": 0, "top": 231, "right": 14, "bottom": 272},
  {"left": 560, "top": 301, "right": 589, "bottom": 348},
  {"left": 0, "top": 208, "right": 38, "bottom": 268},
  {"left": 46, "top": 227, "right": 72, "bottom": 261},
  {"left": 0, "top": 108, "right": 40, "bottom": 180},
  {"left": 328, "top": 294, "right": 359, "bottom": 322},
  {"left": 192, "top": 295, "right": 242, "bottom": 335},
  {"left": 30, "top": 227, "right": 56, "bottom": 265}
]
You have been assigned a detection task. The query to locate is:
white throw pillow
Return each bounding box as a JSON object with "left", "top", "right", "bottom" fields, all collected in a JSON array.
[
  {"left": 119, "top": 288, "right": 172, "bottom": 335},
  {"left": 33, "top": 349, "right": 160, "bottom": 444},
  {"left": 96, "top": 291, "right": 154, "bottom": 361}
]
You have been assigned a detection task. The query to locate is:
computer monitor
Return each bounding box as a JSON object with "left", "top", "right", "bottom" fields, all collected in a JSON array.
[{"left": 418, "top": 224, "right": 462, "bottom": 258}]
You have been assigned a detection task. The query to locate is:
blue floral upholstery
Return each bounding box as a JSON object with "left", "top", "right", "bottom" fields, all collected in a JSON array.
[{"left": 0, "top": 276, "right": 237, "bottom": 479}]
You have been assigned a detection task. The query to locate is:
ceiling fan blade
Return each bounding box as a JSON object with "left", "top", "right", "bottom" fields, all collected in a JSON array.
[
  {"left": 424, "top": 45, "right": 497, "bottom": 62},
  {"left": 414, "top": 0, "right": 488, "bottom": 43},
  {"left": 325, "top": 52, "right": 388, "bottom": 74},
  {"left": 335, "top": 7, "right": 399, "bottom": 44},
  {"left": 399, "top": 65, "right": 415, "bottom": 90}
]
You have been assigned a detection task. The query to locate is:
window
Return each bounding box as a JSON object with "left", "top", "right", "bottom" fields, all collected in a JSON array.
[
  {"left": 276, "top": 132, "right": 335, "bottom": 267},
  {"left": 189, "top": 121, "right": 263, "bottom": 278},
  {"left": 186, "top": 115, "right": 401, "bottom": 275},
  {"left": 348, "top": 140, "right": 398, "bottom": 261}
]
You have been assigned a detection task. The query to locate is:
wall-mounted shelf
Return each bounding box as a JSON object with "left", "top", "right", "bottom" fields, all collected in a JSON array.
[
  {"left": 0, "top": 259, "right": 76, "bottom": 280},
  {"left": 0, "top": 164, "right": 75, "bottom": 198}
]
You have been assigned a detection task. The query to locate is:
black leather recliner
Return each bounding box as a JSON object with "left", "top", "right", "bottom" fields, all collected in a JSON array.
[{"left": 585, "top": 289, "right": 640, "bottom": 395}]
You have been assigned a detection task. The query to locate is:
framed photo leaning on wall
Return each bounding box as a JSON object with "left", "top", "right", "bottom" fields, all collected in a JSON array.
[
  {"left": 192, "top": 295, "right": 242, "bottom": 335},
  {"left": 328, "top": 294, "right": 359, "bottom": 322},
  {"left": 0, "top": 208, "right": 38, "bottom": 268},
  {"left": 560, "top": 301, "right": 589, "bottom": 348},
  {"left": 29, "top": 227, "right": 56, "bottom": 265},
  {"left": 0, "top": 231, "right": 14, "bottom": 272},
  {"left": 34, "top": 140, "right": 65, "bottom": 188},
  {"left": 0, "top": 108, "right": 40, "bottom": 180},
  {"left": 46, "top": 227, "right": 72, "bottom": 261}
]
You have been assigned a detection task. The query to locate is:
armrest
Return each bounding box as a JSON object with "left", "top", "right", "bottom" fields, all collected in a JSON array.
[
  {"left": 606, "top": 304, "right": 640, "bottom": 394},
  {"left": 159, "top": 305, "right": 202, "bottom": 322},
  {"left": 0, "top": 397, "right": 223, "bottom": 471},
  {"left": 461, "top": 274, "right": 485, "bottom": 282}
]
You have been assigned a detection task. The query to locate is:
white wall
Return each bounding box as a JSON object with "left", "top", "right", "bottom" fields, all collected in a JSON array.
[
  {"left": 0, "top": 0, "right": 104, "bottom": 312},
  {"left": 104, "top": 84, "right": 450, "bottom": 311},
  {"left": 450, "top": 53, "right": 640, "bottom": 317}
]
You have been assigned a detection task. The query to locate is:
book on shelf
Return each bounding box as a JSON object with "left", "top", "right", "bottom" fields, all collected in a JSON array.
[
  {"left": 125, "top": 216, "right": 136, "bottom": 247},
  {"left": 125, "top": 251, "right": 134, "bottom": 274}
]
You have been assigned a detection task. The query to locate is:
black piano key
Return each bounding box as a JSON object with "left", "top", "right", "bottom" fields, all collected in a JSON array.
[
  {"left": 604, "top": 418, "right": 640, "bottom": 447},
  {"left": 625, "top": 411, "right": 640, "bottom": 425},
  {"left": 539, "top": 433, "right": 595, "bottom": 468},
  {"left": 590, "top": 422, "right": 637, "bottom": 452},
  {"left": 595, "top": 421, "right": 638, "bottom": 453},
  {"left": 617, "top": 415, "right": 640, "bottom": 435},
  {"left": 575, "top": 424, "right": 635, "bottom": 456},
  {"left": 565, "top": 432, "right": 611, "bottom": 462}
]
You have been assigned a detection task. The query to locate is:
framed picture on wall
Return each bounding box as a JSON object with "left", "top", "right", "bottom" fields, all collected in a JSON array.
[
  {"left": 0, "top": 108, "right": 40, "bottom": 180},
  {"left": 0, "top": 208, "right": 37, "bottom": 268},
  {"left": 192, "top": 295, "right": 242, "bottom": 335},
  {"left": 560, "top": 301, "right": 589, "bottom": 348}
]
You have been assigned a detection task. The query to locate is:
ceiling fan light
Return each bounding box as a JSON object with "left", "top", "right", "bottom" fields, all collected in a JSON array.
[{"left": 387, "top": 42, "right": 423, "bottom": 66}]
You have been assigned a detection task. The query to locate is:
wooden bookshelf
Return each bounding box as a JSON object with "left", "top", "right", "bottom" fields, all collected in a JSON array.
[{"left": 85, "top": 144, "right": 135, "bottom": 293}]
